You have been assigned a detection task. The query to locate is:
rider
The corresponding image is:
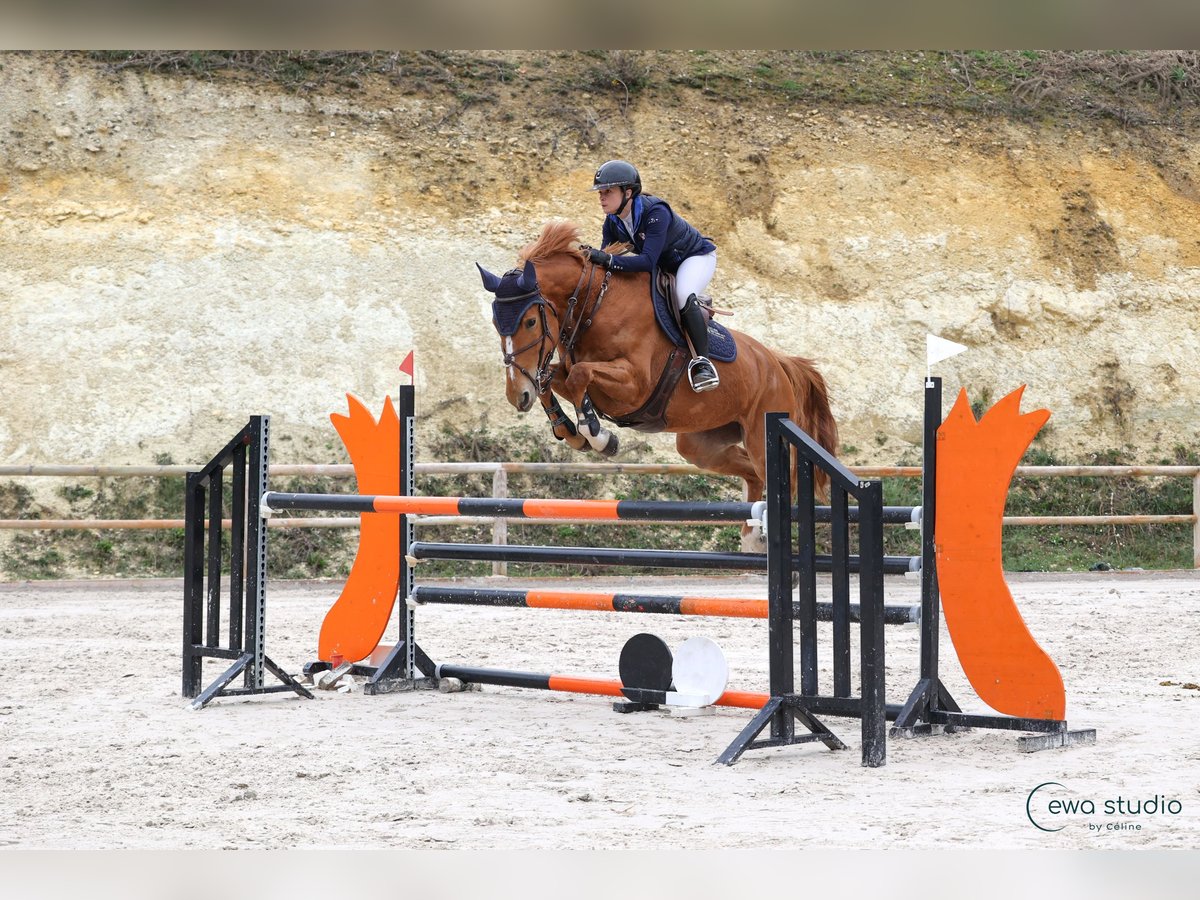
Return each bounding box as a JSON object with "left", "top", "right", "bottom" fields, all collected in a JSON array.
[{"left": 586, "top": 159, "right": 720, "bottom": 392}]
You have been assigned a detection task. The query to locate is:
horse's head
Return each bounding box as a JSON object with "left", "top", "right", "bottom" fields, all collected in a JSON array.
[{"left": 478, "top": 258, "right": 560, "bottom": 412}]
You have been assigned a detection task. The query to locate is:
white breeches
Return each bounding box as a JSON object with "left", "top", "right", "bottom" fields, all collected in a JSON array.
[{"left": 672, "top": 251, "right": 717, "bottom": 309}]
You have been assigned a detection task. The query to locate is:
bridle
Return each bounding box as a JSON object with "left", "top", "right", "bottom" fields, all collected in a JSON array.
[
  {"left": 500, "top": 285, "right": 561, "bottom": 395},
  {"left": 501, "top": 257, "right": 612, "bottom": 396}
]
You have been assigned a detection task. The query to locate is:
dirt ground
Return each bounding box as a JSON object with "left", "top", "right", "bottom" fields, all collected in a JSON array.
[{"left": 1, "top": 570, "right": 1196, "bottom": 851}]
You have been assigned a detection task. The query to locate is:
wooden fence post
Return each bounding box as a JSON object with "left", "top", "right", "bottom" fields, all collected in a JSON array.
[
  {"left": 492, "top": 465, "right": 508, "bottom": 577},
  {"left": 1194, "top": 473, "right": 1200, "bottom": 570}
]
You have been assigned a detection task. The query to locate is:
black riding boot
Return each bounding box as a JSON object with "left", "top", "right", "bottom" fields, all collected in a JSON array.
[{"left": 681, "top": 294, "right": 720, "bottom": 392}]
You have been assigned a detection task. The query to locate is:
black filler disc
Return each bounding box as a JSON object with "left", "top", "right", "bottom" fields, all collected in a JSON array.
[{"left": 618, "top": 632, "right": 674, "bottom": 699}]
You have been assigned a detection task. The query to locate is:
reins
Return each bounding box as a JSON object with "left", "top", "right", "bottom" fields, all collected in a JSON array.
[{"left": 558, "top": 259, "right": 611, "bottom": 364}]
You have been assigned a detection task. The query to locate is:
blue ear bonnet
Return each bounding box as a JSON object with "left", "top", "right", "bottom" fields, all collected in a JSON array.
[{"left": 483, "top": 263, "right": 542, "bottom": 336}]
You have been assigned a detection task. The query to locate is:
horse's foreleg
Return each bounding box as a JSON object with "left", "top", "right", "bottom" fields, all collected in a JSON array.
[
  {"left": 574, "top": 393, "right": 619, "bottom": 457},
  {"left": 537, "top": 391, "right": 591, "bottom": 452},
  {"left": 560, "top": 361, "right": 638, "bottom": 458}
]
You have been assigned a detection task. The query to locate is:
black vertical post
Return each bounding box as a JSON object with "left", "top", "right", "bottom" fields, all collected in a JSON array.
[
  {"left": 229, "top": 443, "right": 246, "bottom": 651},
  {"left": 764, "top": 413, "right": 794, "bottom": 744},
  {"left": 362, "top": 384, "right": 433, "bottom": 692},
  {"left": 718, "top": 415, "right": 866, "bottom": 765},
  {"left": 830, "top": 485, "right": 851, "bottom": 697},
  {"left": 184, "top": 418, "right": 311, "bottom": 710},
  {"left": 244, "top": 415, "right": 269, "bottom": 691},
  {"left": 397, "top": 385, "right": 416, "bottom": 681},
  {"left": 182, "top": 472, "right": 205, "bottom": 698},
  {"left": 205, "top": 467, "right": 224, "bottom": 649},
  {"left": 858, "top": 479, "right": 886, "bottom": 767},
  {"left": 795, "top": 455, "right": 818, "bottom": 698},
  {"left": 919, "top": 377, "right": 941, "bottom": 684}
]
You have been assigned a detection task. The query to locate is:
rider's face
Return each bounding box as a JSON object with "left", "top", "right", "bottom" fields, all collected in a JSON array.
[{"left": 598, "top": 186, "right": 629, "bottom": 216}]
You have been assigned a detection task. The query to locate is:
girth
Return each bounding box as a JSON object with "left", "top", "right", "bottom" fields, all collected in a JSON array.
[{"left": 598, "top": 347, "right": 689, "bottom": 433}]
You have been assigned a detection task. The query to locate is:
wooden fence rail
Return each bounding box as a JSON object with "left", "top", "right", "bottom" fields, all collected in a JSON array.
[{"left": 2, "top": 462, "right": 1198, "bottom": 569}]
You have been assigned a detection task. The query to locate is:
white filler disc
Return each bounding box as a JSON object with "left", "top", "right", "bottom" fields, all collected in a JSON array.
[{"left": 669, "top": 636, "right": 729, "bottom": 707}]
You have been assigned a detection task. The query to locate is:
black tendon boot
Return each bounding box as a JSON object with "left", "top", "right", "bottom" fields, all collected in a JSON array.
[{"left": 681, "top": 294, "right": 720, "bottom": 392}]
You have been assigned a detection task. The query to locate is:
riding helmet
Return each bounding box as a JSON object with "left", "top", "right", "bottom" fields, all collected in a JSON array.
[{"left": 591, "top": 159, "right": 642, "bottom": 196}]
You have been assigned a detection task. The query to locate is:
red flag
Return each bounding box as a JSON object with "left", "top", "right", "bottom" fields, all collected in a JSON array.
[{"left": 398, "top": 350, "right": 414, "bottom": 378}]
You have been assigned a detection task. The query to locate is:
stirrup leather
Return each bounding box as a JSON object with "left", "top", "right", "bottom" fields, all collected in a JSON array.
[{"left": 687, "top": 357, "right": 720, "bottom": 392}]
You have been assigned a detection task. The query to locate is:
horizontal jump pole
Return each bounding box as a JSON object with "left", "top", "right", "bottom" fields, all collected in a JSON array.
[
  {"left": 434, "top": 664, "right": 770, "bottom": 710},
  {"left": 10, "top": 513, "right": 1195, "bottom": 533},
  {"left": 0, "top": 517, "right": 368, "bottom": 531},
  {"left": 265, "top": 492, "right": 755, "bottom": 521},
  {"left": 409, "top": 542, "right": 920, "bottom": 574},
  {"left": 411, "top": 585, "right": 921, "bottom": 625},
  {"left": 261, "top": 491, "right": 920, "bottom": 525},
  {"left": 433, "top": 664, "right": 912, "bottom": 718},
  {"left": 11, "top": 512, "right": 1197, "bottom": 533}
]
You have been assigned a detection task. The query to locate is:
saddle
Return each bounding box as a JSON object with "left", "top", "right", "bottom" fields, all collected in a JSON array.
[
  {"left": 650, "top": 269, "right": 737, "bottom": 363},
  {"left": 598, "top": 267, "right": 738, "bottom": 433}
]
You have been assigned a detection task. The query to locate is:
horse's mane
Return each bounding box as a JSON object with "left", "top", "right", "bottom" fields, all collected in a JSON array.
[
  {"left": 519, "top": 220, "right": 583, "bottom": 263},
  {"left": 518, "top": 220, "right": 634, "bottom": 265}
]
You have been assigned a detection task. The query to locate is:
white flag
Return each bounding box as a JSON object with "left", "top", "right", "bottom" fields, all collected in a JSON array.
[{"left": 927, "top": 333, "right": 968, "bottom": 367}]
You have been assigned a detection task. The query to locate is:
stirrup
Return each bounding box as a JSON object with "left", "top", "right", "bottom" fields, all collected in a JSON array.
[{"left": 687, "top": 357, "right": 720, "bottom": 392}]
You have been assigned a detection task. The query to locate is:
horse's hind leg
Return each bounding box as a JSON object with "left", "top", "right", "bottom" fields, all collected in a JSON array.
[{"left": 676, "top": 427, "right": 767, "bottom": 553}]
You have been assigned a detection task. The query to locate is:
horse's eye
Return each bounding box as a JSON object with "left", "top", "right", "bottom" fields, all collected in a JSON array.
[{"left": 524, "top": 317, "right": 537, "bottom": 329}]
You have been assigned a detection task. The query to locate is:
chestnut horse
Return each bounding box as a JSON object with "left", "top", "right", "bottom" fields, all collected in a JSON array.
[{"left": 477, "top": 221, "right": 837, "bottom": 549}]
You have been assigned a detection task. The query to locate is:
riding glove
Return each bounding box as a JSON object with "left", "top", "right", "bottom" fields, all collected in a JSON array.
[{"left": 586, "top": 248, "right": 612, "bottom": 267}]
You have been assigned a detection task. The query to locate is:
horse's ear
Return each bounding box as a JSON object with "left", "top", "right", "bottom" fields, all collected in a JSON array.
[
  {"left": 516, "top": 259, "right": 538, "bottom": 293},
  {"left": 476, "top": 262, "right": 502, "bottom": 294}
]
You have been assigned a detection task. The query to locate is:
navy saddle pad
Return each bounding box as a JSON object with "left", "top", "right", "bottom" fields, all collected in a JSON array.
[{"left": 650, "top": 270, "right": 736, "bottom": 363}]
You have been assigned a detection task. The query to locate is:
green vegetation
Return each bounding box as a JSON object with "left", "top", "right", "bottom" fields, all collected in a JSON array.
[
  {"left": 2, "top": 454, "right": 188, "bottom": 579},
  {"left": 672, "top": 50, "right": 1200, "bottom": 125},
  {"left": 73, "top": 50, "right": 1200, "bottom": 127},
  {"left": 81, "top": 50, "right": 519, "bottom": 102},
  {"left": 876, "top": 445, "right": 1199, "bottom": 571},
  {"left": 998, "top": 446, "right": 1199, "bottom": 571},
  {"left": 2, "top": 433, "right": 1196, "bottom": 580}
]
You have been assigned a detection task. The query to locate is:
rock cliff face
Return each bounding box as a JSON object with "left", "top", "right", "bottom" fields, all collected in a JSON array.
[{"left": 3, "top": 52, "right": 1198, "bottom": 473}]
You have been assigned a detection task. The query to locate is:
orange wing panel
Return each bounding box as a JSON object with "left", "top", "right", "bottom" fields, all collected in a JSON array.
[
  {"left": 316, "top": 395, "right": 401, "bottom": 663},
  {"left": 936, "top": 386, "right": 1066, "bottom": 720}
]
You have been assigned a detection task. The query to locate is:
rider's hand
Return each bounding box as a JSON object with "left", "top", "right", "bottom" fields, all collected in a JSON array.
[{"left": 586, "top": 248, "right": 612, "bottom": 267}]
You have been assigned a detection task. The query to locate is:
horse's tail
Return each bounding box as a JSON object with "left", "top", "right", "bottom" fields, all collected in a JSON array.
[{"left": 779, "top": 354, "right": 839, "bottom": 501}]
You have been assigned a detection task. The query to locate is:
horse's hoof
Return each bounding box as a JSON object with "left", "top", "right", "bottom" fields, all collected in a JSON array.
[
  {"left": 739, "top": 528, "right": 767, "bottom": 554},
  {"left": 600, "top": 433, "right": 620, "bottom": 457}
]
